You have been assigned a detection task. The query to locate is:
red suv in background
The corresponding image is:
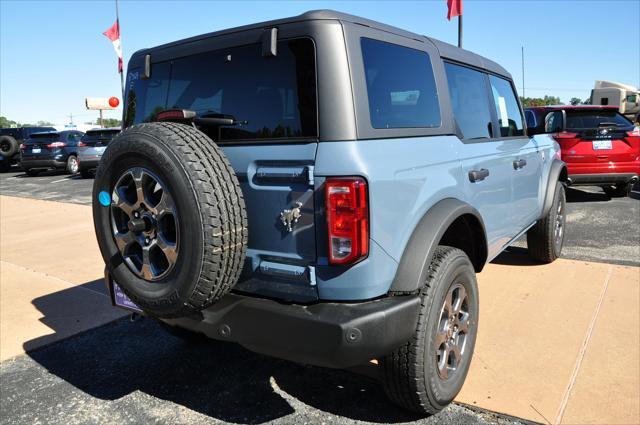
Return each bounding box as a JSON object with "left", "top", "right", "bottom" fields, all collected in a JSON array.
[{"left": 526, "top": 105, "right": 640, "bottom": 196}]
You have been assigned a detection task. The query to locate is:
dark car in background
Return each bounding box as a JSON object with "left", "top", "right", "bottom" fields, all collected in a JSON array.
[
  {"left": 20, "top": 130, "right": 85, "bottom": 176},
  {"left": 77, "top": 127, "right": 120, "bottom": 178},
  {"left": 0, "top": 126, "right": 57, "bottom": 171},
  {"left": 526, "top": 105, "right": 640, "bottom": 196}
]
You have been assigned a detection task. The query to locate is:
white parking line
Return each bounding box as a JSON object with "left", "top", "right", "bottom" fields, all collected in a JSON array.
[{"left": 50, "top": 178, "right": 68, "bottom": 184}]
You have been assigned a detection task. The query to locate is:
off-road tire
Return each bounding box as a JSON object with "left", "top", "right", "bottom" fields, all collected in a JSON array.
[
  {"left": 66, "top": 155, "right": 79, "bottom": 174},
  {"left": 603, "top": 183, "right": 632, "bottom": 198},
  {"left": 93, "top": 122, "right": 248, "bottom": 318},
  {"left": 80, "top": 169, "right": 93, "bottom": 179},
  {"left": 0, "top": 136, "right": 18, "bottom": 157},
  {"left": 527, "top": 181, "right": 565, "bottom": 263},
  {"left": 381, "top": 246, "right": 479, "bottom": 415}
]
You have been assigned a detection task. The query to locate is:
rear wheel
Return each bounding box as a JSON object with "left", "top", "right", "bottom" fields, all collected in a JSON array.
[
  {"left": 92, "top": 122, "right": 248, "bottom": 318},
  {"left": 527, "top": 181, "right": 566, "bottom": 263},
  {"left": 66, "top": 155, "right": 79, "bottom": 174},
  {"left": 381, "top": 246, "right": 479, "bottom": 415},
  {"left": 603, "top": 183, "right": 632, "bottom": 198}
]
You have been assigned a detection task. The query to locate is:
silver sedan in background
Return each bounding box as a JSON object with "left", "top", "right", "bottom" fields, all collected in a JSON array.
[{"left": 77, "top": 127, "right": 120, "bottom": 178}]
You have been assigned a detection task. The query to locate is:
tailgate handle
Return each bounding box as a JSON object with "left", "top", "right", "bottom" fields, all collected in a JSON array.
[{"left": 255, "top": 166, "right": 307, "bottom": 183}]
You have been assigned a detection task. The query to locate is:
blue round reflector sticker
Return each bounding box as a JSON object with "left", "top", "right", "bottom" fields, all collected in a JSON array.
[{"left": 98, "top": 191, "right": 111, "bottom": 207}]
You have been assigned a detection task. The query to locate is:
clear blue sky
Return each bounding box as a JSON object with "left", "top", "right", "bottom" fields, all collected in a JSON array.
[{"left": 1, "top": 0, "right": 639, "bottom": 125}]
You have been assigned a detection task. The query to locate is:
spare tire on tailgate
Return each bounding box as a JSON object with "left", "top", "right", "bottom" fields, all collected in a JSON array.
[{"left": 92, "top": 122, "right": 248, "bottom": 318}]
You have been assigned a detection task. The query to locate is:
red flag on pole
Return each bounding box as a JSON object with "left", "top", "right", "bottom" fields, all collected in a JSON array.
[
  {"left": 103, "top": 20, "right": 123, "bottom": 73},
  {"left": 447, "top": 0, "right": 463, "bottom": 20}
]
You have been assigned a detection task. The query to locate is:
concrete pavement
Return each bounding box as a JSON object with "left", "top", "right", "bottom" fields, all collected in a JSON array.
[{"left": 0, "top": 194, "right": 638, "bottom": 424}]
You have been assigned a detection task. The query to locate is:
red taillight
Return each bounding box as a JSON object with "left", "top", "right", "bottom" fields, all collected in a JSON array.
[
  {"left": 325, "top": 177, "right": 369, "bottom": 265},
  {"left": 78, "top": 141, "right": 87, "bottom": 147},
  {"left": 552, "top": 131, "right": 580, "bottom": 150},
  {"left": 47, "top": 142, "right": 66, "bottom": 148},
  {"left": 627, "top": 127, "right": 640, "bottom": 138}
]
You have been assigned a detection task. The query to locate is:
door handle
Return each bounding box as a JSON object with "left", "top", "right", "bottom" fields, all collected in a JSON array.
[
  {"left": 513, "top": 159, "right": 527, "bottom": 170},
  {"left": 468, "top": 168, "right": 490, "bottom": 182}
]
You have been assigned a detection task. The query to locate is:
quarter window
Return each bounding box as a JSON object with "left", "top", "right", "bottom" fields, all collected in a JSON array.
[
  {"left": 361, "top": 38, "right": 440, "bottom": 129},
  {"left": 444, "top": 63, "right": 493, "bottom": 139},
  {"left": 488, "top": 75, "right": 524, "bottom": 137}
]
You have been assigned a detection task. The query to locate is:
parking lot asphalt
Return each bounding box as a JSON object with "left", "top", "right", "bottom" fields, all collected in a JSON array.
[{"left": 0, "top": 167, "right": 638, "bottom": 425}]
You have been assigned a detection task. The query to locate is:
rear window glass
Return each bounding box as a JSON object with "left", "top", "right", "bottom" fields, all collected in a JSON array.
[
  {"left": 30, "top": 132, "right": 59, "bottom": 140},
  {"left": 124, "top": 38, "right": 317, "bottom": 141},
  {"left": 83, "top": 130, "right": 120, "bottom": 139},
  {"left": 444, "top": 63, "right": 493, "bottom": 139},
  {"left": 361, "top": 38, "right": 440, "bottom": 129},
  {"left": 565, "top": 110, "right": 632, "bottom": 129}
]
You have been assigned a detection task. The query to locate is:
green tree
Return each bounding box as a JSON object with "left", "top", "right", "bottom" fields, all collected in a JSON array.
[
  {"left": 570, "top": 97, "right": 582, "bottom": 106},
  {"left": 519, "top": 96, "right": 563, "bottom": 108},
  {"left": 0, "top": 116, "right": 17, "bottom": 128},
  {"left": 36, "top": 120, "right": 54, "bottom": 126},
  {"left": 101, "top": 118, "right": 122, "bottom": 128}
]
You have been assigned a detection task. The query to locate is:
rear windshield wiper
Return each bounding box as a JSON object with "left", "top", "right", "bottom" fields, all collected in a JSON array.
[
  {"left": 194, "top": 113, "right": 248, "bottom": 127},
  {"left": 156, "top": 109, "right": 247, "bottom": 126}
]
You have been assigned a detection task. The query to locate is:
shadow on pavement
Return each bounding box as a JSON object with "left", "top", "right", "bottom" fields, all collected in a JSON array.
[
  {"left": 23, "top": 285, "right": 423, "bottom": 424},
  {"left": 491, "top": 247, "right": 542, "bottom": 267},
  {"left": 565, "top": 186, "right": 611, "bottom": 203}
]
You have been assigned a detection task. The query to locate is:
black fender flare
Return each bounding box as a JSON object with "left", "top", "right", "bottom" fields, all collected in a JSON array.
[
  {"left": 389, "top": 198, "right": 488, "bottom": 293},
  {"left": 540, "top": 159, "right": 568, "bottom": 219}
]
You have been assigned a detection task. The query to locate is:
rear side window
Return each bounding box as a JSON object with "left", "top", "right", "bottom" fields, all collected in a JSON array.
[
  {"left": 488, "top": 75, "right": 524, "bottom": 137},
  {"left": 124, "top": 39, "right": 317, "bottom": 142},
  {"left": 361, "top": 38, "right": 440, "bottom": 129},
  {"left": 444, "top": 63, "right": 493, "bottom": 139},
  {"left": 565, "top": 110, "right": 632, "bottom": 129}
]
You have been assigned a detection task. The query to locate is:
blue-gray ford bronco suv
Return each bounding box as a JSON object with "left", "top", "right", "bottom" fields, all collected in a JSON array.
[{"left": 93, "top": 10, "right": 568, "bottom": 415}]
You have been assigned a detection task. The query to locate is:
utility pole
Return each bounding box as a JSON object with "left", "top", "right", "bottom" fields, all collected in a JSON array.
[
  {"left": 458, "top": 15, "right": 463, "bottom": 48},
  {"left": 521, "top": 46, "right": 525, "bottom": 99},
  {"left": 69, "top": 113, "right": 74, "bottom": 126}
]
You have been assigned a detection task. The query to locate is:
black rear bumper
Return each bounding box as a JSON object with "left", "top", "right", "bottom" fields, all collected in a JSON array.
[
  {"left": 569, "top": 173, "right": 639, "bottom": 186},
  {"left": 161, "top": 293, "right": 421, "bottom": 369},
  {"left": 20, "top": 158, "right": 66, "bottom": 169}
]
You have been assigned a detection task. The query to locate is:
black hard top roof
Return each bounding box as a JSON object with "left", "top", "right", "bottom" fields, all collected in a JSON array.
[{"left": 138, "top": 9, "right": 511, "bottom": 78}]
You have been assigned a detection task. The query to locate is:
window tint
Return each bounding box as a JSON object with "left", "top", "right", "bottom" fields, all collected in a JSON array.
[
  {"left": 444, "top": 63, "right": 492, "bottom": 139},
  {"left": 565, "top": 110, "right": 632, "bottom": 129},
  {"left": 524, "top": 110, "right": 537, "bottom": 129},
  {"left": 124, "top": 39, "right": 317, "bottom": 141},
  {"left": 361, "top": 38, "right": 440, "bottom": 129},
  {"left": 489, "top": 75, "right": 524, "bottom": 137}
]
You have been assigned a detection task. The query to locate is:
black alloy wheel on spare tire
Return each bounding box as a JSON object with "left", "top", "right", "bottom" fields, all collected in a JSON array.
[
  {"left": 92, "top": 122, "right": 248, "bottom": 318},
  {"left": 0, "top": 136, "right": 18, "bottom": 157}
]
